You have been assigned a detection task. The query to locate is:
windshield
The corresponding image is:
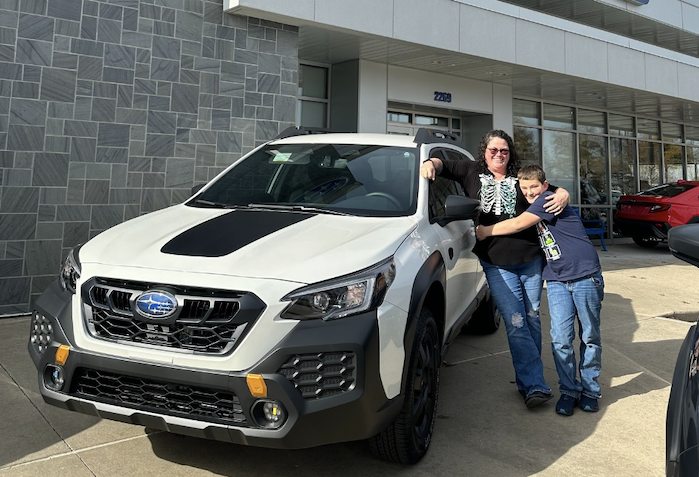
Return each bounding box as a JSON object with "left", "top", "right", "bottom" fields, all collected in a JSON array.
[{"left": 190, "top": 143, "right": 420, "bottom": 217}]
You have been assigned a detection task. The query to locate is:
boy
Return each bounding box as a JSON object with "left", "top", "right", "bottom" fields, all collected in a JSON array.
[{"left": 476, "top": 165, "right": 604, "bottom": 416}]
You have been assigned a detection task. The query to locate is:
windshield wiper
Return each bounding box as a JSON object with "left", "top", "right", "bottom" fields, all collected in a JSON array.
[
  {"left": 191, "top": 199, "right": 255, "bottom": 209},
  {"left": 247, "top": 203, "right": 350, "bottom": 216}
]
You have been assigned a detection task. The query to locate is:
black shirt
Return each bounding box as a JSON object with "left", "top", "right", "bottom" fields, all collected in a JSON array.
[{"left": 440, "top": 159, "right": 546, "bottom": 266}]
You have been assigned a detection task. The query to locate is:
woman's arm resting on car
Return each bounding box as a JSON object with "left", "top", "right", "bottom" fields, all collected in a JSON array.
[{"left": 420, "top": 157, "right": 443, "bottom": 180}]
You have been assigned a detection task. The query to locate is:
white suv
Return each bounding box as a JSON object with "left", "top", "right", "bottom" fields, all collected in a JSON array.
[{"left": 28, "top": 128, "right": 499, "bottom": 464}]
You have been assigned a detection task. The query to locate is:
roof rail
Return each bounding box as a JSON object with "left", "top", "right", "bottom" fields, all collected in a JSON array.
[
  {"left": 276, "top": 126, "right": 333, "bottom": 139},
  {"left": 414, "top": 128, "right": 461, "bottom": 146}
]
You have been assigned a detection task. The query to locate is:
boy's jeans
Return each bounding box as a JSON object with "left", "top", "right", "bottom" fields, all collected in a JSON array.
[
  {"left": 481, "top": 257, "right": 551, "bottom": 397},
  {"left": 546, "top": 272, "right": 604, "bottom": 400}
]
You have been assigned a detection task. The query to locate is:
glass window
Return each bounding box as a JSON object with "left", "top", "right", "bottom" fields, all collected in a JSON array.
[
  {"left": 609, "top": 114, "right": 634, "bottom": 137},
  {"left": 543, "top": 104, "right": 574, "bottom": 129},
  {"left": 638, "top": 141, "right": 661, "bottom": 190},
  {"left": 579, "top": 134, "right": 608, "bottom": 205},
  {"left": 662, "top": 122, "right": 682, "bottom": 144},
  {"left": 610, "top": 137, "right": 636, "bottom": 202},
  {"left": 429, "top": 175, "right": 461, "bottom": 219},
  {"left": 451, "top": 118, "right": 461, "bottom": 130},
  {"left": 513, "top": 99, "right": 540, "bottom": 126},
  {"left": 578, "top": 109, "right": 606, "bottom": 134},
  {"left": 543, "top": 130, "right": 576, "bottom": 199},
  {"left": 664, "top": 144, "right": 684, "bottom": 182},
  {"left": 637, "top": 119, "right": 660, "bottom": 140},
  {"left": 514, "top": 126, "right": 540, "bottom": 166},
  {"left": 686, "top": 126, "right": 699, "bottom": 146},
  {"left": 687, "top": 147, "right": 699, "bottom": 180},
  {"left": 298, "top": 64, "right": 327, "bottom": 99},
  {"left": 388, "top": 111, "right": 411, "bottom": 123},
  {"left": 297, "top": 100, "right": 327, "bottom": 128},
  {"left": 415, "top": 115, "right": 448, "bottom": 127}
]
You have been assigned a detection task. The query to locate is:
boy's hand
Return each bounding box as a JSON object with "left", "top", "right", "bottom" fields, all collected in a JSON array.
[{"left": 544, "top": 187, "right": 570, "bottom": 215}]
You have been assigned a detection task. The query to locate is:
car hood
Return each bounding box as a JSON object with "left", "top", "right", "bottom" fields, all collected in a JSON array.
[{"left": 78, "top": 204, "right": 417, "bottom": 284}]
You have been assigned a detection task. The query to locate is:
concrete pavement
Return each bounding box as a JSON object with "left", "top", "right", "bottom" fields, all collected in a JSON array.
[{"left": 1, "top": 243, "right": 698, "bottom": 477}]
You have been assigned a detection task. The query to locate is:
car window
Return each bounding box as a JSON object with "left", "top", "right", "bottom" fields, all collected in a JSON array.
[
  {"left": 428, "top": 149, "right": 466, "bottom": 220},
  {"left": 192, "top": 143, "right": 419, "bottom": 217},
  {"left": 639, "top": 183, "right": 697, "bottom": 197}
]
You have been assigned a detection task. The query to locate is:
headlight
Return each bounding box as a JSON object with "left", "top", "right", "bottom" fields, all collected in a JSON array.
[
  {"left": 59, "top": 247, "right": 82, "bottom": 294},
  {"left": 280, "top": 258, "right": 396, "bottom": 321}
]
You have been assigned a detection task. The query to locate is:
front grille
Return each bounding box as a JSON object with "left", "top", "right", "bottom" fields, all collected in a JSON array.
[
  {"left": 71, "top": 367, "right": 247, "bottom": 425},
  {"left": 82, "top": 278, "right": 265, "bottom": 355},
  {"left": 278, "top": 352, "right": 356, "bottom": 399}
]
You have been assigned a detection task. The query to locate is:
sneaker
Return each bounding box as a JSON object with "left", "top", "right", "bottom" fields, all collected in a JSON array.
[
  {"left": 555, "top": 395, "right": 577, "bottom": 416},
  {"left": 579, "top": 395, "right": 599, "bottom": 412},
  {"left": 525, "top": 391, "right": 553, "bottom": 409}
]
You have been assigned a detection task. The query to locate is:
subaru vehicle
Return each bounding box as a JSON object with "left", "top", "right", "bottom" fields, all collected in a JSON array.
[
  {"left": 615, "top": 180, "right": 699, "bottom": 248},
  {"left": 666, "top": 223, "right": 699, "bottom": 476},
  {"left": 28, "top": 127, "right": 499, "bottom": 465}
]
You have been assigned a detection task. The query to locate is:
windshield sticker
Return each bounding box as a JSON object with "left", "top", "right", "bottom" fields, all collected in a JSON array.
[{"left": 272, "top": 153, "right": 293, "bottom": 162}]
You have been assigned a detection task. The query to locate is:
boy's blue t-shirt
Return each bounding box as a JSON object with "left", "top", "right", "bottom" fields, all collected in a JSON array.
[{"left": 525, "top": 191, "right": 601, "bottom": 282}]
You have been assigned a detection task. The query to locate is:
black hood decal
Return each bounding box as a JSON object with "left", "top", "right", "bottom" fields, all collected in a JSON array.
[{"left": 161, "top": 209, "right": 314, "bottom": 257}]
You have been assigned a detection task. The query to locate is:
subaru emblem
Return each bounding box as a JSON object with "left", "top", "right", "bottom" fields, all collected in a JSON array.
[{"left": 135, "top": 291, "right": 177, "bottom": 319}]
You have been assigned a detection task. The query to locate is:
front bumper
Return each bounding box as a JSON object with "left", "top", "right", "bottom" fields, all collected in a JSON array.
[
  {"left": 614, "top": 217, "right": 670, "bottom": 240},
  {"left": 28, "top": 282, "right": 402, "bottom": 449}
]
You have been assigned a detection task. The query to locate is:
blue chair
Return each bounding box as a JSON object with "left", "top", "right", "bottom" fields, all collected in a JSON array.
[{"left": 572, "top": 207, "right": 607, "bottom": 251}]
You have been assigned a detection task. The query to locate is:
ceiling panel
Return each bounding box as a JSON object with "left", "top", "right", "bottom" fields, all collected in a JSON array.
[{"left": 299, "top": 24, "right": 699, "bottom": 125}]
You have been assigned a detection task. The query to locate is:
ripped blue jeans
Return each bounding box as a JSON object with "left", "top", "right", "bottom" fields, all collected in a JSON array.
[{"left": 481, "top": 257, "right": 551, "bottom": 397}]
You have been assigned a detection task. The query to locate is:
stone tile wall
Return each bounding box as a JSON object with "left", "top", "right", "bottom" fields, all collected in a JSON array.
[{"left": 0, "top": 0, "right": 299, "bottom": 314}]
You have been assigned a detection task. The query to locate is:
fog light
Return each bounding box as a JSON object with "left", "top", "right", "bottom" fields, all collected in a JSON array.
[
  {"left": 252, "top": 400, "right": 287, "bottom": 429},
  {"left": 44, "top": 364, "right": 65, "bottom": 392}
]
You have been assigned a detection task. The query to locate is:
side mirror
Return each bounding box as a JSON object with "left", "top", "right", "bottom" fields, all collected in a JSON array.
[
  {"left": 669, "top": 224, "right": 699, "bottom": 268},
  {"left": 435, "top": 195, "right": 480, "bottom": 226}
]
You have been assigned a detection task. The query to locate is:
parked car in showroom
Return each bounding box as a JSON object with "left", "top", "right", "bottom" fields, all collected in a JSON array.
[
  {"left": 666, "top": 223, "right": 699, "bottom": 477},
  {"left": 614, "top": 180, "right": 699, "bottom": 248},
  {"left": 28, "top": 127, "right": 499, "bottom": 465}
]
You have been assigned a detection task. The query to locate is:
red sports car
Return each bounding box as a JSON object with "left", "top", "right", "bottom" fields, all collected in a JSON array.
[{"left": 614, "top": 180, "right": 699, "bottom": 248}]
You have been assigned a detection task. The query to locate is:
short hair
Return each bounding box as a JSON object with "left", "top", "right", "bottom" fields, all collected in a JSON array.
[{"left": 517, "top": 164, "right": 546, "bottom": 183}]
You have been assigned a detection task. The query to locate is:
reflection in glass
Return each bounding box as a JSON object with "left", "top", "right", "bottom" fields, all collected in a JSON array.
[
  {"left": 297, "top": 100, "right": 327, "bottom": 128},
  {"left": 687, "top": 126, "right": 699, "bottom": 146},
  {"left": 387, "top": 112, "right": 411, "bottom": 123},
  {"left": 688, "top": 147, "right": 699, "bottom": 180},
  {"left": 664, "top": 144, "right": 684, "bottom": 182},
  {"left": 543, "top": 104, "right": 574, "bottom": 129},
  {"left": 637, "top": 119, "right": 660, "bottom": 140},
  {"left": 579, "top": 134, "right": 608, "bottom": 205},
  {"left": 662, "top": 122, "right": 682, "bottom": 144},
  {"left": 609, "top": 114, "right": 634, "bottom": 137},
  {"left": 638, "top": 141, "right": 661, "bottom": 190},
  {"left": 543, "top": 130, "right": 576, "bottom": 199},
  {"left": 610, "top": 137, "right": 636, "bottom": 201},
  {"left": 578, "top": 109, "right": 606, "bottom": 134},
  {"left": 514, "top": 126, "right": 540, "bottom": 166},
  {"left": 415, "top": 115, "right": 448, "bottom": 127},
  {"left": 298, "top": 64, "right": 328, "bottom": 99},
  {"left": 513, "top": 99, "right": 540, "bottom": 126}
]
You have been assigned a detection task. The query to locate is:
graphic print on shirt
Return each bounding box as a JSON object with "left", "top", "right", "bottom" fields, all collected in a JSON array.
[
  {"left": 536, "top": 222, "right": 562, "bottom": 261},
  {"left": 479, "top": 175, "right": 517, "bottom": 217}
]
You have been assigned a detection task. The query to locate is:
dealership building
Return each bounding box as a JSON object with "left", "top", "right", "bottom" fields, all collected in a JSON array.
[{"left": 1, "top": 0, "right": 698, "bottom": 313}]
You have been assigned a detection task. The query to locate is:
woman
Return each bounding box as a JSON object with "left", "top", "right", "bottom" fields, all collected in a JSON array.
[{"left": 420, "top": 130, "right": 569, "bottom": 408}]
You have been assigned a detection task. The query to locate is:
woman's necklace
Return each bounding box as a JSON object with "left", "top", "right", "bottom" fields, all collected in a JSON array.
[{"left": 479, "top": 174, "right": 517, "bottom": 217}]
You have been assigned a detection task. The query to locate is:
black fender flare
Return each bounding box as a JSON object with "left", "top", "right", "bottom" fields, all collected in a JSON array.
[
  {"left": 687, "top": 217, "right": 699, "bottom": 224},
  {"left": 399, "top": 251, "right": 446, "bottom": 393}
]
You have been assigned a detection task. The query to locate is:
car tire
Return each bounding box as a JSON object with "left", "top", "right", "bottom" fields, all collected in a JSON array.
[
  {"left": 462, "top": 291, "right": 501, "bottom": 335},
  {"left": 632, "top": 236, "right": 660, "bottom": 248},
  {"left": 369, "top": 307, "right": 440, "bottom": 464}
]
